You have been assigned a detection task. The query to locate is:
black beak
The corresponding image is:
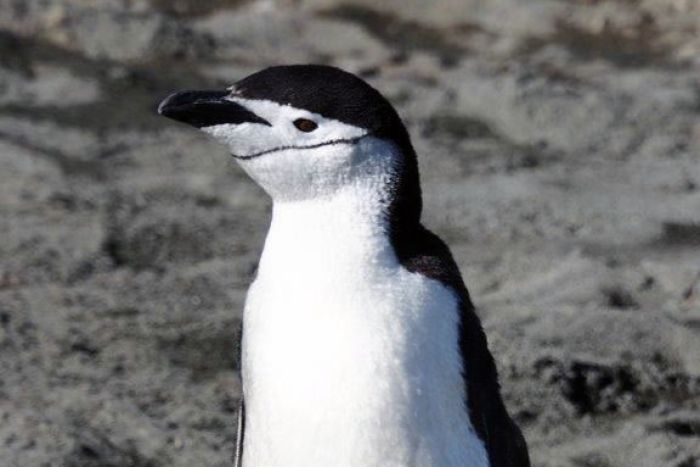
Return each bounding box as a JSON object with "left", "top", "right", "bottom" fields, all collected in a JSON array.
[{"left": 157, "top": 90, "right": 270, "bottom": 128}]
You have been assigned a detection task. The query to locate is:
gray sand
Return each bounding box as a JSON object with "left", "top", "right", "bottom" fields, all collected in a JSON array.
[{"left": 1, "top": 1, "right": 699, "bottom": 466}]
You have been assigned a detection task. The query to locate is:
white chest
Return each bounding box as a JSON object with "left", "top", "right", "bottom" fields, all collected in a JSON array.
[{"left": 240, "top": 196, "right": 488, "bottom": 467}]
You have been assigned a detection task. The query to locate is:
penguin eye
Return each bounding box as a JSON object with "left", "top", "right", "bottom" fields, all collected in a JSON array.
[{"left": 293, "top": 118, "right": 318, "bottom": 132}]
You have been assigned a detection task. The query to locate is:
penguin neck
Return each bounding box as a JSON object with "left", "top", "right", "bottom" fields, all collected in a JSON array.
[
  {"left": 259, "top": 185, "right": 399, "bottom": 280},
  {"left": 256, "top": 139, "right": 423, "bottom": 282}
]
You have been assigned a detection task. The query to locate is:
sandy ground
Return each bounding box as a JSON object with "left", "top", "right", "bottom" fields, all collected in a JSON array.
[{"left": 1, "top": 0, "right": 699, "bottom": 465}]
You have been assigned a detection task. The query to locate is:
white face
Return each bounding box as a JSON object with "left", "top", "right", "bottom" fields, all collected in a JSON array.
[{"left": 199, "top": 97, "right": 395, "bottom": 201}]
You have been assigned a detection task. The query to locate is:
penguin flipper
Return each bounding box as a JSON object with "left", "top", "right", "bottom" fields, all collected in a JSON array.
[
  {"left": 233, "top": 399, "right": 245, "bottom": 467},
  {"left": 509, "top": 420, "right": 530, "bottom": 467}
]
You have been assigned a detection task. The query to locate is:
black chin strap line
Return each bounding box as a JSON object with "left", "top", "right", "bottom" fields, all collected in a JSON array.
[{"left": 231, "top": 133, "right": 371, "bottom": 160}]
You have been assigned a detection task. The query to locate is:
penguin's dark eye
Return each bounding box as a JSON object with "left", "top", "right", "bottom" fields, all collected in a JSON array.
[{"left": 293, "top": 118, "right": 318, "bottom": 132}]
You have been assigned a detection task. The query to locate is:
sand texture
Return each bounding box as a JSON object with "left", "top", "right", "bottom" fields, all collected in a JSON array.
[{"left": 1, "top": 0, "right": 699, "bottom": 465}]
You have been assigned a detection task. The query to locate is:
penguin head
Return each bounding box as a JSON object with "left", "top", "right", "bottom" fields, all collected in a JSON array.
[{"left": 159, "top": 65, "right": 419, "bottom": 207}]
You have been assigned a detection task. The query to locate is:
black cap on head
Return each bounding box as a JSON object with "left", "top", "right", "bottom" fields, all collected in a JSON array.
[
  {"left": 233, "top": 65, "right": 405, "bottom": 143},
  {"left": 234, "top": 65, "right": 422, "bottom": 226}
]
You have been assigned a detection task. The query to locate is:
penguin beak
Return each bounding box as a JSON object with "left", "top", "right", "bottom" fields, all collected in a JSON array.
[{"left": 158, "top": 90, "right": 270, "bottom": 128}]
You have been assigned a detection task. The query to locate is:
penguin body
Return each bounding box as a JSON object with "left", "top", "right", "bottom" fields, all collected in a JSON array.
[{"left": 158, "top": 65, "right": 529, "bottom": 467}]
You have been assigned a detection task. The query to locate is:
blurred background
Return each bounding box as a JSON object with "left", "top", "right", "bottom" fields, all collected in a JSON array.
[{"left": 1, "top": 0, "right": 699, "bottom": 465}]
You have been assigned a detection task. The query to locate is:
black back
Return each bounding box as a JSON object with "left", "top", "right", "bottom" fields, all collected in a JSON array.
[
  {"left": 232, "top": 64, "right": 529, "bottom": 466},
  {"left": 394, "top": 224, "right": 530, "bottom": 467}
]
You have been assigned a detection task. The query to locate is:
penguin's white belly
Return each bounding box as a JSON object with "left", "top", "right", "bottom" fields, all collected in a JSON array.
[{"left": 241, "top": 260, "right": 489, "bottom": 467}]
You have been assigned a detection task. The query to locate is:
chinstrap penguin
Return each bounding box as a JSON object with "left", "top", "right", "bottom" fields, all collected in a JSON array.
[{"left": 158, "top": 64, "right": 529, "bottom": 467}]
